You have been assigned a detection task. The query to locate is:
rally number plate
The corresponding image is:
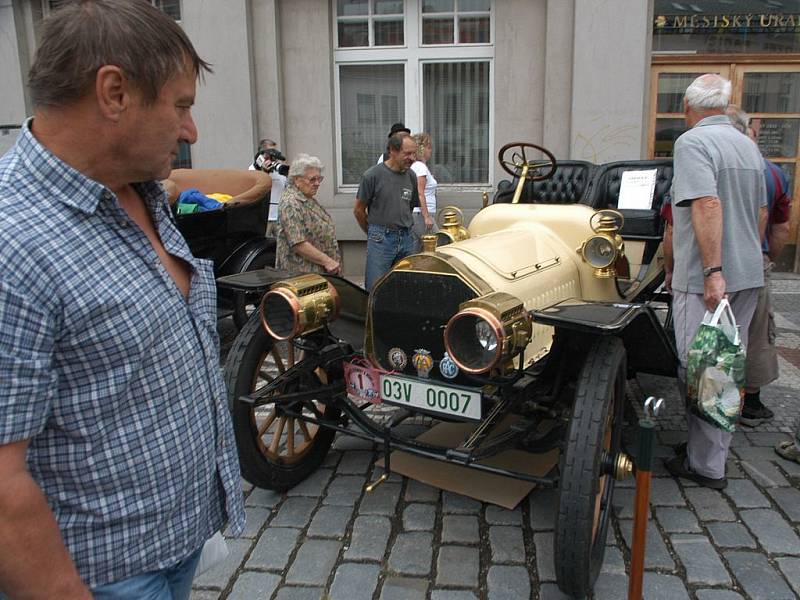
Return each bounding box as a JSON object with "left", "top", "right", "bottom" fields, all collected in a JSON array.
[{"left": 381, "top": 374, "right": 482, "bottom": 421}]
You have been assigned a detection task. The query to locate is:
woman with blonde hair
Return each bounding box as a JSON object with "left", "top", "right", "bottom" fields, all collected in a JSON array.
[{"left": 410, "top": 132, "right": 438, "bottom": 243}]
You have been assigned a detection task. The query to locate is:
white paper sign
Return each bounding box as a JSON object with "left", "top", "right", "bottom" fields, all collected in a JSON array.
[{"left": 617, "top": 169, "right": 657, "bottom": 210}]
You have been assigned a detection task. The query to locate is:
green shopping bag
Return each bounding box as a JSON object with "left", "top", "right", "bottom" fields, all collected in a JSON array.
[{"left": 686, "top": 299, "right": 746, "bottom": 432}]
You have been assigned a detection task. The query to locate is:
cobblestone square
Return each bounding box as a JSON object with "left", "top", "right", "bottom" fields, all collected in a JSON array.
[{"left": 197, "top": 274, "right": 800, "bottom": 599}]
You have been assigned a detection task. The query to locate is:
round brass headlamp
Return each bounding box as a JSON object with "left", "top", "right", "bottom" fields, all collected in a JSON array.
[
  {"left": 443, "top": 292, "right": 532, "bottom": 374},
  {"left": 259, "top": 274, "right": 340, "bottom": 340}
]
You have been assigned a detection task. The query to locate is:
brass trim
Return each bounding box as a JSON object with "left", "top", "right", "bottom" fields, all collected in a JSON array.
[
  {"left": 613, "top": 453, "right": 634, "bottom": 480},
  {"left": 511, "top": 163, "right": 530, "bottom": 204},
  {"left": 443, "top": 306, "right": 505, "bottom": 374},
  {"left": 260, "top": 288, "right": 301, "bottom": 341}
]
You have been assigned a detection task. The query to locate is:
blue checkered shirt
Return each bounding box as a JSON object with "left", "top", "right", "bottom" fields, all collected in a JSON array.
[{"left": 0, "top": 121, "right": 244, "bottom": 587}]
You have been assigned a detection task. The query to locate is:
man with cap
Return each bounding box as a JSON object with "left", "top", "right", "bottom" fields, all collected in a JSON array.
[{"left": 377, "top": 122, "right": 411, "bottom": 164}]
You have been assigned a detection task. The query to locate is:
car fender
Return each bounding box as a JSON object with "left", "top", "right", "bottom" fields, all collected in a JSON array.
[
  {"left": 532, "top": 299, "right": 677, "bottom": 377},
  {"left": 218, "top": 237, "right": 276, "bottom": 277}
]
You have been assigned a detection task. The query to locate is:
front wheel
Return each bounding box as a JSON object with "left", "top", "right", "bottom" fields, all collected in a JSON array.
[
  {"left": 224, "top": 311, "right": 338, "bottom": 491},
  {"left": 554, "top": 336, "right": 626, "bottom": 598}
]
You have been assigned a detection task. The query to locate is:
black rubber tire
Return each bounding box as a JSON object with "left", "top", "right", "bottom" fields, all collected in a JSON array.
[
  {"left": 554, "top": 336, "right": 626, "bottom": 598},
  {"left": 232, "top": 249, "right": 275, "bottom": 330},
  {"left": 224, "top": 310, "right": 337, "bottom": 491}
]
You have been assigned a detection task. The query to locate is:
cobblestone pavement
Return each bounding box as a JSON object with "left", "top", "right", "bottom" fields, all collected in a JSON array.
[{"left": 200, "top": 274, "right": 800, "bottom": 600}]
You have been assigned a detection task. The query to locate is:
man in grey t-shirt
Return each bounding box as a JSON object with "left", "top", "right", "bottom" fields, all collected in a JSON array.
[
  {"left": 665, "top": 74, "right": 767, "bottom": 490},
  {"left": 354, "top": 134, "right": 420, "bottom": 290}
]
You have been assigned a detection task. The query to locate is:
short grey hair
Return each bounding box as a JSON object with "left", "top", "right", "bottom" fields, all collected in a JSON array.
[
  {"left": 725, "top": 104, "right": 750, "bottom": 134},
  {"left": 28, "top": 0, "right": 211, "bottom": 108},
  {"left": 288, "top": 153, "right": 324, "bottom": 181},
  {"left": 684, "top": 74, "right": 731, "bottom": 110}
]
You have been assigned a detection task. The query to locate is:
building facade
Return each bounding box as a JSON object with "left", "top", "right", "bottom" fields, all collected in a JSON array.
[{"left": 2, "top": 0, "right": 798, "bottom": 273}]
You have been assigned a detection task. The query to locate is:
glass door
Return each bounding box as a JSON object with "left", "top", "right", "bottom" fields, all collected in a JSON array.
[
  {"left": 734, "top": 66, "right": 800, "bottom": 269},
  {"left": 649, "top": 63, "right": 800, "bottom": 270},
  {"left": 648, "top": 64, "right": 730, "bottom": 158}
]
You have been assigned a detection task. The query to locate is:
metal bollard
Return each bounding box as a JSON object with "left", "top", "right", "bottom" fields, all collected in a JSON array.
[{"left": 628, "top": 396, "right": 664, "bottom": 600}]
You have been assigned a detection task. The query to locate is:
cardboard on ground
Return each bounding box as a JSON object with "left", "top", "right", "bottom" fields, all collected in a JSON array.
[
  {"left": 617, "top": 168, "right": 658, "bottom": 210},
  {"left": 377, "top": 417, "right": 559, "bottom": 509}
]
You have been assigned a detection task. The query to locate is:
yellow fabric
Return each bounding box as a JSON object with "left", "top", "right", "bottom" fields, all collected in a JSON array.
[{"left": 207, "top": 193, "right": 234, "bottom": 202}]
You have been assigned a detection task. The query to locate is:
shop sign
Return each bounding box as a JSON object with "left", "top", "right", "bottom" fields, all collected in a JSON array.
[{"left": 655, "top": 13, "right": 800, "bottom": 34}]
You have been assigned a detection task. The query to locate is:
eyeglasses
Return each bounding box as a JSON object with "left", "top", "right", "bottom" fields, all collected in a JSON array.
[{"left": 302, "top": 175, "right": 324, "bottom": 184}]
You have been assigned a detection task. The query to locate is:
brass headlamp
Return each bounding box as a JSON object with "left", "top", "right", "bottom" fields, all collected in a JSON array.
[
  {"left": 577, "top": 209, "right": 627, "bottom": 279},
  {"left": 435, "top": 206, "right": 470, "bottom": 246},
  {"left": 443, "top": 291, "right": 532, "bottom": 374},
  {"left": 259, "top": 273, "right": 340, "bottom": 340}
]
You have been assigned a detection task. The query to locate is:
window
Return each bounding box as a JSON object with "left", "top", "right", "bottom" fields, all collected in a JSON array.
[
  {"left": 339, "top": 64, "right": 405, "bottom": 183},
  {"left": 421, "top": 0, "right": 490, "bottom": 45},
  {"left": 334, "top": 0, "right": 493, "bottom": 187},
  {"left": 336, "top": 0, "right": 405, "bottom": 47},
  {"left": 45, "top": 0, "right": 181, "bottom": 20}
]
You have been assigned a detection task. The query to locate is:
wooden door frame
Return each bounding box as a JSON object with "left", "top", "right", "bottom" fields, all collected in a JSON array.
[{"left": 649, "top": 58, "right": 800, "bottom": 271}]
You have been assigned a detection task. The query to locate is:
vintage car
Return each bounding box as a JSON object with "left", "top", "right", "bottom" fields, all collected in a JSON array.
[
  {"left": 221, "top": 143, "right": 678, "bottom": 597},
  {"left": 168, "top": 168, "right": 276, "bottom": 327}
]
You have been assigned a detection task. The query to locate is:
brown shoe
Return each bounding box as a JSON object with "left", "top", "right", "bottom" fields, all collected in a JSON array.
[{"left": 774, "top": 440, "right": 800, "bottom": 464}]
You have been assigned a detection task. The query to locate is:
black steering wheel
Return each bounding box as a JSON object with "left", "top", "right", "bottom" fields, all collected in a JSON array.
[{"left": 498, "top": 142, "right": 557, "bottom": 182}]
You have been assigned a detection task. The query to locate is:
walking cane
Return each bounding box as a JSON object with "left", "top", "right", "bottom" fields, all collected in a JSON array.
[{"left": 627, "top": 396, "right": 664, "bottom": 600}]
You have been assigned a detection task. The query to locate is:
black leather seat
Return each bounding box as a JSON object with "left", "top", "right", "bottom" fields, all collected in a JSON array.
[
  {"left": 585, "top": 160, "right": 673, "bottom": 239},
  {"left": 492, "top": 160, "right": 596, "bottom": 205}
]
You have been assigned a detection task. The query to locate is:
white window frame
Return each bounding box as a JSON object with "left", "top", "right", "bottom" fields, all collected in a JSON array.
[
  {"left": 43, "top": 0, "right": 181, "bottom": 20},
  {"left": 333, "top": 0, "right": 494, "bottom": 192}
]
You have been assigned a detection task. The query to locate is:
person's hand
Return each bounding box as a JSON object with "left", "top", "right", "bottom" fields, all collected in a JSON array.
[
  {"left": 324, "top": 260, "right": 341, "bottom": 275},
  {"left": 664, "top": 269, "right": 673, "bottom": 295},
  {"left": 424, "top": 214, "right": 434, "bottom": 230},
  {"left": 703, "top": 272, "right": 726, "bottom": 311}
]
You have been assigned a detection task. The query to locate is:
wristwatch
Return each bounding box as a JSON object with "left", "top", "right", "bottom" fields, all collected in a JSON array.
[{"left": 703, "top": 266, "right": 722, "bottom": 277}]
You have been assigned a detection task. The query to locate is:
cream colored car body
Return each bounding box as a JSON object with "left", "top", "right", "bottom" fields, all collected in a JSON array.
[{"left": 383, "top": 202, "right": 629, "bottom": 369}]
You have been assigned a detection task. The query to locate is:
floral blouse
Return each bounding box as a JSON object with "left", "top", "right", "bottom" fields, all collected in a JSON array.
[{"left": 275, "top": 183, "right": 341, "bottom": 274}]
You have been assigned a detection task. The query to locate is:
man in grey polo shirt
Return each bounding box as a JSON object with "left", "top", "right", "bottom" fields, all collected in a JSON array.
[
  {"left": 354, "top": 133, "right": 420, "bottom": 290},
  {"left": 665, "top": 74, "right": 767, "bottom": 490}
]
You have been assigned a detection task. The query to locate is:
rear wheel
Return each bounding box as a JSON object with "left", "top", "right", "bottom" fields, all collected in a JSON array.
[
  {"left": 224, "top": 311, "right": 338, "bottom": 490},
  {"left": 554, "top": 336, "right": 626, "bottom": 598}
]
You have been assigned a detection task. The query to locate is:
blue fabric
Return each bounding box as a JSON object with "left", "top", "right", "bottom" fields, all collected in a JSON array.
[
  {"left": 178, "top": 188, "right": 223, "bottom": 211},
  {"left": 0, "top": 120, "right": 244, "bottom": 587},
  {"left": 92, "top": 547, "right": 202, "bottom": 600},
  {"left": 365, "top": 224, "right": 417, "bottom": 290}
]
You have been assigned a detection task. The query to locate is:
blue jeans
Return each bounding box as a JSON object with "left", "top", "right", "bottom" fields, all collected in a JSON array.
[
  {"left": 364, "top": 224, "right": 417, "bottom": 291},
  {"left": 91, "top": 548, "right": 202, "bottom": 600}
]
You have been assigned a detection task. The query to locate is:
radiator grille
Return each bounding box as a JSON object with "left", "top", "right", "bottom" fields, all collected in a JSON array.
[{"left": 371, "top": 271, "right": 476, "bottom": 382}]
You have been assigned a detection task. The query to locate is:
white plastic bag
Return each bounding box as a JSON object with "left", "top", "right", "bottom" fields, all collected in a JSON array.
[{"left": 195, "top": 531, "right": 229, "bottom": 575}]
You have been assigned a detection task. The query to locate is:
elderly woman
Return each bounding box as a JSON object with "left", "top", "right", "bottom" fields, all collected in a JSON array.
[{"left": 276, "top": 153, "right": 341, "bottom": 275}]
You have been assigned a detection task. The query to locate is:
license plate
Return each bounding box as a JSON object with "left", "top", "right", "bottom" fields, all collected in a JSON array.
[{"left": 380, "top": 374, "right": 482, "bottom": 420}]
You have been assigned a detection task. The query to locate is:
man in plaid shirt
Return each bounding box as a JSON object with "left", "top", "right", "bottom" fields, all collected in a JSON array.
[{"left": 0, "top": 2, "right": 244, "bottom": 598}]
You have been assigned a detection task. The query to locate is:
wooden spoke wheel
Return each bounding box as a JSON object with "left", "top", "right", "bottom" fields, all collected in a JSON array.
[
  {"left": 497, "top": 141, "right": 557, "bottom": 182},
  {"left": 554, "top": 336, "right": 626, "bottom": 598},
  {"left": 224, "top": 311, "right": 338, "bottom": 491}
]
